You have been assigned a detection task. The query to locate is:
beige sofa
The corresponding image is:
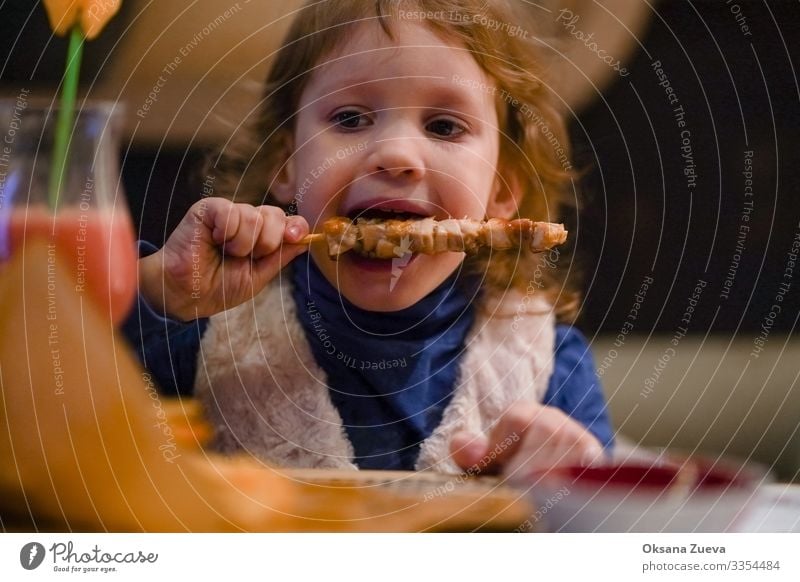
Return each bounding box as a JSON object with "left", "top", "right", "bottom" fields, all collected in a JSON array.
[{"left": 591, "top": 333, "right": 800, "bottom": 482}]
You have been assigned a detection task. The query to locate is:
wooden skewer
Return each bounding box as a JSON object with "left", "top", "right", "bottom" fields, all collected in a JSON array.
[
  {"left": 296, "top": 233, "right": 325, "bottom": 245},
  {"left": 293, "top": 220, "right": 568, "bottom": 252}
]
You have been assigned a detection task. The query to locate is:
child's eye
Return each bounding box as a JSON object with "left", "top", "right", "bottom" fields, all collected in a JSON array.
[
  {"left": 330, "top": 110, "right": 370, "bottom": 129},
  {"left": 426, "top": 117, "right": 467, "bottom": 138}
]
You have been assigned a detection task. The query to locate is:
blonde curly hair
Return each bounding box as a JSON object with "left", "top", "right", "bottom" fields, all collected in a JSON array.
[{"left": 208, "top": 0, "right": 580, "bottom": 322}]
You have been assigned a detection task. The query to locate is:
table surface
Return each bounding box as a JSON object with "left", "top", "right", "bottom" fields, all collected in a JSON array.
[{"left": 741, "top": 484, "right": 800, "bottom": 533}]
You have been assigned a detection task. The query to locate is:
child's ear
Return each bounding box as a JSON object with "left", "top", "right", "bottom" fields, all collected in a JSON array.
[
  {"left": 268, "top": 139, "right": 296, "bottom": 206},
  {"left": 486, "top": 169, "right": 524, "bottom": 219}
]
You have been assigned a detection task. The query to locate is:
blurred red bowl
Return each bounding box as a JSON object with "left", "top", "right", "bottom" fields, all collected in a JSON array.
[{"left": 521, "top": 455, "right": 769, "bottom": 532}]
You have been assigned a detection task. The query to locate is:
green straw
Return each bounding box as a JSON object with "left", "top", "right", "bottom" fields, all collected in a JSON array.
[{"left": 48, "top": 25, "right": 84, "bottom": 210}]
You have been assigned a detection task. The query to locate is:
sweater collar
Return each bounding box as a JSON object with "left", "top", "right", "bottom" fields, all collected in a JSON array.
[
  {"left": 290, "top": 255, "right": 476, "bottom": 342},
  {"left": 290, "top": 255, "right": 478, "bottom": 469}
]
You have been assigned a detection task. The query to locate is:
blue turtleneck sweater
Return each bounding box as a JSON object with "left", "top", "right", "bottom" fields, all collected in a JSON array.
[
  {"left": 291, "top": 256, "right": 477, "bottom": 469},
  {"left": 123, "top": 243, "right": 614, "bottom": 470}
]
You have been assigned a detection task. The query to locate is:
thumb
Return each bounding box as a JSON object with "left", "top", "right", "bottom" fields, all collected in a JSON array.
[
  {"left": 450, "top": 431, "right": 489, "bottom": 472},
  {"left": 250, "top": 243, "right": 308, "bottom": 291}
]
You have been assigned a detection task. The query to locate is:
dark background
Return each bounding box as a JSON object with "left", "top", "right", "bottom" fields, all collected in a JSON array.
[
  {"left": 2, "top": 0, "right": 798, "bottom": 335},
  {"left": 571, "top": 0, "right": 800, "bottom": 336}
]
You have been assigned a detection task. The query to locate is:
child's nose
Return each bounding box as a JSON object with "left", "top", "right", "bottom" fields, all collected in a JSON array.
[{"left": 367, "top": 133, "right": 426, "bottom": 181}]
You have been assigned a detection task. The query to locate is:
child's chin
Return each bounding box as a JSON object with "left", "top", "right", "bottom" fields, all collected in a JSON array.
[
  {"left": 317, "top": 253, "right": 460, "bottom": 312},
  {"left": 336, "top": 269, "right": 432, "bottom": 312},
  {"left": 341, "top": 283, "right": 427, "bottom": 312}
]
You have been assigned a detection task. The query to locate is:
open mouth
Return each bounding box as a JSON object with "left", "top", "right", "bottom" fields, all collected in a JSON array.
[
  {"left": 345, "top": 208, "right": 430, "bottom": 222},
  {"left": 344, "top": 252, "right": 419, "bottom": 274},
  {"left": 336, "top": 207, "right": 423, "bottom": 271}
]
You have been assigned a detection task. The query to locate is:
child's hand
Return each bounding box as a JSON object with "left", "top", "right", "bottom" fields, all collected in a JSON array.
[
  {"left": 138, "top": 198, "right": 309, "bottom": 321},
  {"left": 449, "top": 402, "right": 605, "bottom": 478}
]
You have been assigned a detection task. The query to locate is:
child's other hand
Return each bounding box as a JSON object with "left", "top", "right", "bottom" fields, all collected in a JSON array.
[
  {"left": 449, "top": 402, "right": 604, "bottom": 478},
  {"left": 139, "top": 198, "right": 309, "bottom": 321}
]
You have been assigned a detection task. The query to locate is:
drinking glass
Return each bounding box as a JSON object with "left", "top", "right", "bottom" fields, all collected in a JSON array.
[{"left": 0, "top": 99, "right": 137, "bottom": 324}]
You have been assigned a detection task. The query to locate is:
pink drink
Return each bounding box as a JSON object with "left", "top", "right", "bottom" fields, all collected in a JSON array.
[{"left": 4, "top": 206, "right": 137, "bottom": 324}]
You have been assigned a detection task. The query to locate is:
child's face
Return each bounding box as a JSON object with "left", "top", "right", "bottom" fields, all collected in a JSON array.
[{"left": 274, "top": 20, "right": 511, "bottom": 311}]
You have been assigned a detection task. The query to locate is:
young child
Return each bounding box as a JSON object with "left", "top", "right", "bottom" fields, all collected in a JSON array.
[{"left": 125, "top": 0, "right": 613, "bottom": 475}]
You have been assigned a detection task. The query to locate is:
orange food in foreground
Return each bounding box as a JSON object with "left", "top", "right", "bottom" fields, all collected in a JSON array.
[
  {"left": 5, "top": 206, "right": 137, "bottom": 324},
  {"left": 43, "top": 0, "right": 122, "bottom": 40},
  {"left": 0, "top": 243, "right": 531, "bottom": 531}
]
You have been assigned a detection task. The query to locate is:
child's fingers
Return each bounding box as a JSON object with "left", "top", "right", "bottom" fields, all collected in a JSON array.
[
  {"left": 250, "top": 242, "right": 308, "bottom": 290},
  {"left": 282, "top": 215, "right": 310, "bottom": 243},
  {"left": 199, "top": 199, "right": 268, "bottom": 255},
  {"left": 450, "top": 431, "right": 489, "bottom": 471},
  {"left": 250, "top": 208, "right": 309, "bottom": 258},
  {"left": 199, "top": 200, "right": 308, "bottom": 259},
  {"left": 220, "top": 204, "right": 268, "bottom": 257},
  {"left": 251, "top": 206, "right": 290, "bottom": 259},
  {"left": 503, "top": 433, "right": 604, "bottom": 482},
  {"left": 474, "top": 402, "right": 540, "bottom": 473},
  {"left": 450, "top": 403, "right": 602, "bottom": 476},
  {"left": 503, "top": 418, "right": 605, "bottom": 480},
  {"left": 225, "top": 204, "right": 263, "bottom": 257},
  {"left": 450, "top": 404, "right": 534, "bottom": 474},
  {"left": 193, "top": 198, "right": 238, "bottom": 245}
]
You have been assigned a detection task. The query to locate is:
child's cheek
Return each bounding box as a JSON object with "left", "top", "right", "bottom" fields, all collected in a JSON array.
[
  {"left": 295, "top": 184, "right": 334, "bottom": 228},
  {"left": 445, "top": 195, "right": 491, "bottom": 221},
  {"left": 292, "top": 139, "right": 346, "bottom": 222}
]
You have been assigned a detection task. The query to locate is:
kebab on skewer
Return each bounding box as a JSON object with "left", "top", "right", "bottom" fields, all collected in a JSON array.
[{"left": 297, "top": 216, "right": 567, "bottom": 259}]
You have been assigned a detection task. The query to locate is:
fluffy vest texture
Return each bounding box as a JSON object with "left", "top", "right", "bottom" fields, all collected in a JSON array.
[{"left": 195, "top": 275, "right": 555, "bottom": 473}]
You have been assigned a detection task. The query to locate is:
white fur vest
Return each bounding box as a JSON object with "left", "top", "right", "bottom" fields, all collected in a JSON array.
[{"left": 195, "top": 275, "right": 555, "bottom": 473}]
